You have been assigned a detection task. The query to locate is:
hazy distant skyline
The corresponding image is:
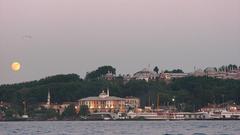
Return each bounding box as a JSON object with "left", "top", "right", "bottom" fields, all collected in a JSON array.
[{"left": 1, "top": 0, "right": 240, "bottom": 84}]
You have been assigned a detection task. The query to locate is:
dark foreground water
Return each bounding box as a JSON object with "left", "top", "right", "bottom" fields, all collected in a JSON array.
[{"left": 0, "top": 121, "right": 240, "bottom": 135}]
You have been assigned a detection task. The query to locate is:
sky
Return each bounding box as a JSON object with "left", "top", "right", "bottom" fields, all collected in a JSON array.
[{"left": 0, "top": 0, "right": 240, "bottom": 84}]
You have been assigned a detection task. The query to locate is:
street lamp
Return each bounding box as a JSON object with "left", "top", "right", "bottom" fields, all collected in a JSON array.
[
  {"left": 172, "top": 96, "right": 175, "bottom": 104},
  {"left": 172, "top": 96, "right": 176, "bottom": 108}
]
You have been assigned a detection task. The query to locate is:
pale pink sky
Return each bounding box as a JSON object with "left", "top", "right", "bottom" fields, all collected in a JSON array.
[{"left": 0, "top": 0, "right": 240, "bottom": 84}]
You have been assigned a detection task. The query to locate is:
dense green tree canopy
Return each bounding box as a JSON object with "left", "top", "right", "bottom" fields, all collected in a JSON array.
[
  {"left": 79, "top": 105, "right": 90, "bottom": 116},
  {"left": 218, "top": 64, "right": 239, "bottom": 72},
  {"left": 62, "top": 104, "right": 77, "bottom": 118}
]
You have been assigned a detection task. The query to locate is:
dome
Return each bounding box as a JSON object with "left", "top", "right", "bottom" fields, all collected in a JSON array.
[
  {"left": 192, "top": 69, "right": 205, "bottom": 77},
  {"left": 205, "top": 67, "right": 217, "bottom": 73},
  {"left": 99, "top": 90, "right": 108, "bottom": 98},
  {"left": 133, "top": 68, "right": 158, "bottom": 81}
]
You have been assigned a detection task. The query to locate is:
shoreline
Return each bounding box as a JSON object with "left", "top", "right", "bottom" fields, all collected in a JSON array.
[{"left": 1, "top": 119, "right": 240, "bottom": 122}]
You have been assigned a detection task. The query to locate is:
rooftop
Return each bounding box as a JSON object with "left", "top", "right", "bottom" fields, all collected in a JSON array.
[{"left": 79, "top": 89, "right": 125, "bottom": 101}]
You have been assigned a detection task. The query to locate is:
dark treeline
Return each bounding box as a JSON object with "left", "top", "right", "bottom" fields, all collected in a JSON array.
[{"left": 1, "top": 73, "right": 240, "bottom": 112}]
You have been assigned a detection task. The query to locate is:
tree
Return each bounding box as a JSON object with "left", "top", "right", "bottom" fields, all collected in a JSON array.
[
  {"left": 44, "top": 109, "right": 58, "bottom": 119},
  {"left": 62, "top": 104, "right": 77, "bottom": 117},
  {"left": 39, "top": 74, "right": 81, "bottom": 84},
  {"left": 153, "top": 66, "right": 159, "bottom": 73},
  {"left": 232, "top": 64, "right": 238, "bottom": 70},
  {"left": 4, "top": 108, "right": 15, "bottom": 119},
  {"left": 173, "top": 69, "right": 184, "bottom": 73},
  {"left": 164, "top": 69, "right": 184, "bottom": 73},
  {"left": 228, "top": 64, "right": 233, "bottom": 71},
  {"left": 78, "top": 105, "right": 90, "bottom": 116},
  {"left": 85, "top": 66, "right": 116, "bottom": 80},
  {"left": 31, "top": 108, "right": 58, "bottom": 120}
]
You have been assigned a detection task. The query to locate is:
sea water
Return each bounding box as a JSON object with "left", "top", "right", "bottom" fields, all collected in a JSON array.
[{"left": 0, "top": 121, "right": 239, "bottom": 135}]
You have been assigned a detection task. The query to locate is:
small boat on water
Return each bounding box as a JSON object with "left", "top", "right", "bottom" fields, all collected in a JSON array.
[{"left": 103, "top": 117, "right": 111, "bottom": 120}]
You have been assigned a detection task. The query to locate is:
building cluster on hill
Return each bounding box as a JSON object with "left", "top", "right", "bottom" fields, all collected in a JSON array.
[
  {"left": 197, "top": 67, "right": 240, "bottom": 80},
  {"left": 103, "top": 66, "right": 240, "bottom": 82}
]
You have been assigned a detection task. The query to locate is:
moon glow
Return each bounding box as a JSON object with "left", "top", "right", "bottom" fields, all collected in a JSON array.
[{"left": 11, "top": 62, "right": 21, "bottom": 71}]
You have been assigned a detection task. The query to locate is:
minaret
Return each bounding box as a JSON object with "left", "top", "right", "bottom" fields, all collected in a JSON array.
[
  {"left": 47, "top": 90, "right": 51, "bottom": 106},
  {"left": 22, "top": 100, "right": 29, "bottom": 118},
  {"left": 23, "top": 101, "right": 27, "bottom": 115},
  {"left": 107, "top": 89, "right": 110, "bottom": 97},
  {"left": 148, "top": 64, "right": 151, "bottom": 71}
]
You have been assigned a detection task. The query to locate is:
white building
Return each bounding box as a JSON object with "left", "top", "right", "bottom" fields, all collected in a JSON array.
[
  {"left": 192, "top": 69, "right": 205, "bottom": 77},
  {"left": 132, "top": 68, "right": 158, "bottom": 82}
]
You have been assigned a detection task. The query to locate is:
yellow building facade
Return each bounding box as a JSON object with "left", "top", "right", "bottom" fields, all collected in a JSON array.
[{"left": 78, "top": 90, "right": 126, "bottom": 113}]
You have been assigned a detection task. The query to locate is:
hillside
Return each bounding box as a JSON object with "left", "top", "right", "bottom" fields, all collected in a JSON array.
[{"left": 1, "top": 73, "right": 240, "bottom": 112}]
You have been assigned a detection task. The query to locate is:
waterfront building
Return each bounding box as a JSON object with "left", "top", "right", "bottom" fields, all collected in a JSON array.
[
  {"left": 125, "top": 96, "right": 140, "bottom": 109},
  {"left": 78, "top": 89, "right": 126, "bottom": 113}
]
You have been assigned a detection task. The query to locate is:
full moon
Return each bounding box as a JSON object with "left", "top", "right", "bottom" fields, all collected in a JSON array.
[{"left": 11, "top": 62, "right": 21, "bottom": 71}]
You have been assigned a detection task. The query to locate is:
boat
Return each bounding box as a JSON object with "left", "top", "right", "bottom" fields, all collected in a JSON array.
[
  {"left": 135, "top": 112, "right": 170, "bottom": 120},
  {"left": 103, "top": 117, "right": 111, "bottom": 120}
]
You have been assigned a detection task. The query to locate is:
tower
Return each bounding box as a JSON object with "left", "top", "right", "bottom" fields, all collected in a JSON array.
[
  {"left": 47, "top": 90, "right": 51, "bottom": 106},
  {"left": 23, "top": 101, "right": 27, "bottom": 115},
  {"left": 22, "top": 100, "right": 29, "bottom": 118},
  {"left": 107, "top": 89, "right": 110, "bottom": 97}
]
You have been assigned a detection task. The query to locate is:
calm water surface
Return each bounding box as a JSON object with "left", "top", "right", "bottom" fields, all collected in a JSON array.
[{"left": 0, "top": 121, "right": 239, "bottom": 135}]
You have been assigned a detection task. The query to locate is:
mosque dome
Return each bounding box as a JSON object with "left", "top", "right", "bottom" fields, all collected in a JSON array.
[
  {"left": 133, "top": 68, "right": 158, "bottom": 81},
  {"left": 192, "top": 68, "right": 205, "bottom": 77},
  {"left": 99, "top": 90, "right": 108, "bottom": 98},
  {"left": 205, "top": 67, "right": 217, "bottom": 73}
]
